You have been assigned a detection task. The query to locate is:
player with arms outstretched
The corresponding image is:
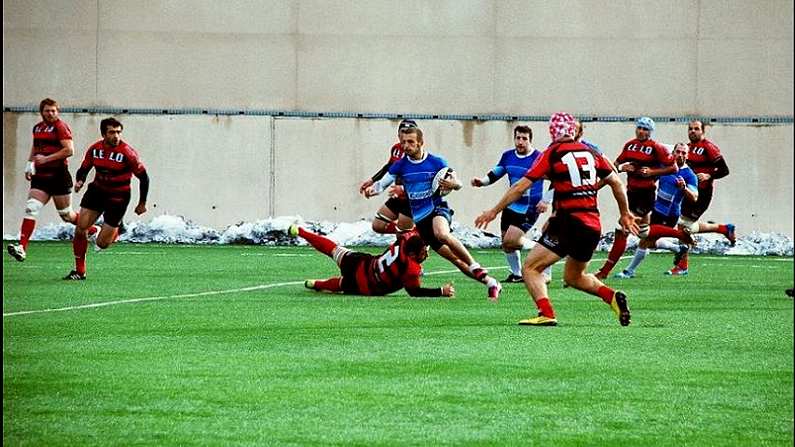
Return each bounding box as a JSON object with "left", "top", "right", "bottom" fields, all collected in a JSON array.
[{"left": 476, "top": 112, "right": 639, "bottom": 326}]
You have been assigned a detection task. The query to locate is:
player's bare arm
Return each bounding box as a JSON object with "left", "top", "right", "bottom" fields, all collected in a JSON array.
[{"left": 474, "top": 178, "right": 532, "bottom": 229}]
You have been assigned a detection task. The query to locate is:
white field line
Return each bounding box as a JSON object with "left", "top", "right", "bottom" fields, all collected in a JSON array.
[
  {"left": 3, "top": 281, "right": 303, "bottom": 318},
  {"left": 7, "top": 254, "right": 770, "bottom": 318}
]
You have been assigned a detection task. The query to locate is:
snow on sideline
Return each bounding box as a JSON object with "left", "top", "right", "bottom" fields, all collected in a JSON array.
[{"left": 3, "top": 215, "right": 793, "bottom": 256}]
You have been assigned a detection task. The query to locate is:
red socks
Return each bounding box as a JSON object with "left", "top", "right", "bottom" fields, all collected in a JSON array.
[
  {"left": 20, "top": 218, "right": 36, "bottom": 250},
  {"left": 535, "top": 297, "right": 555, "bottom": 318},
  {"left": 648, "top": 224, "right": 688, "bottom": 242},
  {"left": 73, "top": 232, "right": 88, "bottom": 275},
  {"left": 313, "top": 278, "right": 343, "bottom": 292},
  {"left": 598, "top": 231, "right": 627, "bottom": 277},
  {"left": 298, "top": 227, "right": 338, "bottom": 257},
  {"left": 596, "top": 286, "right": 615, "bottom": 304}
]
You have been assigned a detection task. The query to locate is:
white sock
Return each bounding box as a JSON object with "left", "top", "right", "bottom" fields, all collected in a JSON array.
[
  {"left": 505, "top": 250, "right": 522, "bottom": 276},
  {"left": 625, "top": 248, "right": 648, "bottom": 274},
  {"left": 486, "top": 276, "right": 498, "bottom": 288},
  {"left": 656, "top": 239, "right": 680, "bottom": 252},
  {"left": 468, "top": 262, "right": 481, "bottom": 273}
]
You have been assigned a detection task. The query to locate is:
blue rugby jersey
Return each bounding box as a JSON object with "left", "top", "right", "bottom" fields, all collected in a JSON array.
[
  {"left": 388, "top": 152, "right": 450, "bottom": 222},
  {"left": 489, "top": 148, "right": 544, "bottom": 214},
  {"left": 654, "top": 165, "right": 698, "bottom": 218}
]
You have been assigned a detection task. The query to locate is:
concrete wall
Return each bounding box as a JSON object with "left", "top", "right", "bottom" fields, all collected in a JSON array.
[
  {"left": 4, "top": 113, "right": 793, "bottom": 238},
  {"left": 3, "top": 0, "right": 793, "bottom": 116},
  {"left": 3, "top": 0, "right": 793, "bottom": 237}
]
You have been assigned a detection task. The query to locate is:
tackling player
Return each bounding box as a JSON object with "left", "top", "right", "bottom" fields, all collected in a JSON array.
[
  {"left": 471, "top": 125, "right": 550, "bottom": 283},
  {"left": 63, "top": 118, "right": 149, "bottom": 280},
  {"left": 289, "top": 225, "right": 454, "bottom": 298}
]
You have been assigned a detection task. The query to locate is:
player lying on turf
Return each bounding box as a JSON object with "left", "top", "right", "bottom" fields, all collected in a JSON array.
[{"left": 288, "top": 225, "right": 454, "bottom": 298}]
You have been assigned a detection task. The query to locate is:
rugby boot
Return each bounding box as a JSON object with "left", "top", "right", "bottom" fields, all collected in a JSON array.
[{"left": 610, "top": 291, "right": 631, "bottom": 326}]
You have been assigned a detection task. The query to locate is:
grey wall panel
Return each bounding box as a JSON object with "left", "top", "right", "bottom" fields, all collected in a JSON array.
[
  {"left": 298, "top": 0, "right": 495, "bottom": 36},
  {"left": 96, "top": 32, "right": 297, "bottom": 109},
  {"left": 3, "top": 113, "right": 272, "bottom": 234},
  {"left": 495, "top": 0, "right": 697, "bottom": 38}
]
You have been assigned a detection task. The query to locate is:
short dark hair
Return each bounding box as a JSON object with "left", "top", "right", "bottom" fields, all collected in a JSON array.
[
  {"left": 399, "top": 126, "right": 423, "bottom": 143},
  {"left": 39, "top": 98, "right": 59, "bottom": 113},
  {"left": 514, "top": 125, "right": 532, "bottom": 140},
  {"left": 689, "top": 119, "right": 709, "bottom": 131},
  {"left": 100, "top": 117, "right": 123, "bottom": 135},
  {"left": 403, "top": 233, "right": 426, "bottom": 258}
]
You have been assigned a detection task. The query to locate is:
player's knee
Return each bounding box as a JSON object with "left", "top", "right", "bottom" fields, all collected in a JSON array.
[
  {"left": 679, "top": 218, "right": 699, "bottom": 233},
  {"left": 374, "top": 212, "right": 392, "bottom": 224},
  {"left": 24, "top": 198, "right": 45, "bottom": 218},
  {"left": 57, "top": 205, "right": 74, "bottom": 222}
]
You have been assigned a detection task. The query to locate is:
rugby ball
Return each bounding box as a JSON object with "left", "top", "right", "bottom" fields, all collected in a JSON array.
[{"left": 431, "top": 167, "right": 454, "bottom": 196}]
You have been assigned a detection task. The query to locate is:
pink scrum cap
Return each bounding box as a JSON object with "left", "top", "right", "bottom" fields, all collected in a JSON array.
[{"left": 548, "top": 112, "right": 576, "bottom": 142}]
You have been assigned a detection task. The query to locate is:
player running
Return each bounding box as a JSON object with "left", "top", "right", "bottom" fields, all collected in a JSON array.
[
  {"left": 359, "top": 119, "right": 418, "bottom": 234},
  {"left": 289, "top": 225, "right": 454, "bottom": 298},
  {"left": 595, "top": 117, "right": 693, "bottom": 279},
  {"left": 7, "top": 98, "right": 98, "bottom": 262},
  {"left": 365, "top": 126, "right": 502, "bottom": 301},
  {"left": 475, "top": 112, "right": 639, "bottom": 326},
  {"left": 63, "top": 118, "right": 149, "bottom": 280},
  {"left": 470, "top": 125, "right": 550, "bottom": 283}
]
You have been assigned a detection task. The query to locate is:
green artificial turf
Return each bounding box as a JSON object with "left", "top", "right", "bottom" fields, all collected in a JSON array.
[{"left": 4, "top": 242, "right": 793, "bottom": 446}]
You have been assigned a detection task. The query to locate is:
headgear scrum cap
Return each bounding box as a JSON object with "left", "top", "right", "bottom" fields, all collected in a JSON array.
[
  {"left": 548, "top": 112, "right": 576, "bottom": 142},
  {"left": 636, "top": 116, "right": 655, "bottom": 132}
]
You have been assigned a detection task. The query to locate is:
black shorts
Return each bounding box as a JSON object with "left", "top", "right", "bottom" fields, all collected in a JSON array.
[
  {"left": 680, "top": 186, "right": 713, "bottom": 221},
  {"left": 537, "top": 214, "right": 601, "bottom": 262},
  {"left": 415, "top": 205, "right": 453, "bottom": 251},
  {"left": 30, "top": 169, "right": 73, "bottom": 196},
  {"left": 627, "top": 189, "right": 656, "bottom": 217},
  {"left": 384, "top": 196, "right": 412, "bottom": 218},
  {"left": 650, "top": 210, "right": 679, "bottom": 228},
  {"left": 500, "top": 207, "right": 540, "bottom": 233},
  {"left": 80, "top": 184, "right": 131, "bottom": 227},
  {"left": 339, "top": 252, "right": 372, "bottom": 294}
]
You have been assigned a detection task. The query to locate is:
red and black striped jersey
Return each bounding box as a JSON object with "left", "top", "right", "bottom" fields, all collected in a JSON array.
[
  {"left": 353, "top": 233, "right": 422, "bottom": 296},
  {"left": 32, "top": 119, "right": 72, "bottom": 176},
  {"left": 687, "top": 139, "right": 723, "bottom": 188},
  {"left": 616, "top": 138, "right": 674, "bottom": 191},
  {"left": 388, "top": 142, "right": 404, "bottom": 164},
  {"left": 525, "top": 141, "right": 614, "bottom": 231},
  {"left": 80, "top": 139, "right": 146, "bottom": 194}
]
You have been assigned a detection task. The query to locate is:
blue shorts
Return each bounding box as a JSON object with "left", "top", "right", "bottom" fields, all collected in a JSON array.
[
  {"left": 415, "top": 205, "right": 453, "bottom": 251},
  {"left": 500, "top": 207, "right": 539, "bottom": 233}
]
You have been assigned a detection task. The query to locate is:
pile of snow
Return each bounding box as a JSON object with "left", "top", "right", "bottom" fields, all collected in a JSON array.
[{"left": 4, "top": 215, "right": 792, "bottom": 256}]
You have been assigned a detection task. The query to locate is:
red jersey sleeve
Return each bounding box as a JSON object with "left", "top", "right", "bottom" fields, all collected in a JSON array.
[
  {"left": 704, "top": 140, "right": 723, "bottom": 163},
  {"left": 401, "top": 262, "right": 423, "bottom": 290},
  {"left": 595, "top": 152, "right": 614, "bottom": 179},
  {"left": 55, "top": 120, "right": 73, "bottom": 140},
  {"left": 524, "top": 148, "right": 552, "bottom": 181},
  {"left": 654, "top": 142, "right": 675, "bottom": 166},
  {"left": 125, "top": 145, "right": 147, "bottom": 175},
  {"left": 80, "top": 144, "right": 96, "bottom": 170},
  {"left": 615, "top": 140, "right": 632, "bottom": 164}
]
